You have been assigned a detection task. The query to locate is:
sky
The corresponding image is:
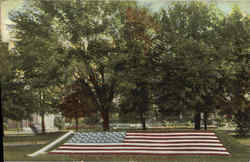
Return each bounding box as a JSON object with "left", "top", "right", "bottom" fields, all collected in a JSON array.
[
  {"left": 1, "top": 0, "right": 250, "bottom": 42},
  {"left": 141, "top": 0, "right": 250, "bottom": 13}
]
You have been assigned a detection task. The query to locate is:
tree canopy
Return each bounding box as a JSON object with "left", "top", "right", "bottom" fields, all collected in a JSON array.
[{"left": 4, "top": 0, "right": 250, "bottom": 134}]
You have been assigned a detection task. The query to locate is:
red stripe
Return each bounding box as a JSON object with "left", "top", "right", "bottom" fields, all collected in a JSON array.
[
  {"left": 124, "top": 138, "right": 218, "bottom": 140},
  {"left": 123, "top": 141, "right": 221, "bottom": 144},
  {"left": 48, "top": 152, "right": 230, "bottom": 156},
  {"left": 126, "top": 134, "right": 216, "bottom": 137},
  {"left": 127, "top": 131, "right": 214, "bottom": 133},
  {"left": 56, "top": 148, "right": 228, "bottom": 152},
  {"left": 62, "top": 145, "right": 224, "bottom": 148}
]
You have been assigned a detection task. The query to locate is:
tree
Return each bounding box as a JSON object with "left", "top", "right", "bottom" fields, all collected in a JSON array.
[
  {"left": 119, "top": 82, "right": 151, "bottom": 130},
  {"left": 153, "top": 1, "right": 226, "bottom": 130},
  {"left": 9, "top": 1, "right": 69, "bottom": 133},
  {"left": 0, "top": 41, "right": 10, "bottom": 139},
  {"left": 216, "top": 7, "right": 250, "bottom": 136},
  {"left": 59, "top": 81, "right": 98, "bottom": 131},
  {"left": 0, "top": 41, "right": 37, "bottom": 131},
  {"left": 10, "top": 0, "right": 135, "bottom": 131},
  {"left": 115, "top": 6, "right": 159, "bottom": 130}
]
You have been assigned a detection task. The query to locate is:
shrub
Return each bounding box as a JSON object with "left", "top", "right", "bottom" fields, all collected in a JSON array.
[
  {"left": 215, "top": 117, "right": 227, "bottom": 127},
  {"left": 3, "top": 122, "right": 8, "bottom": 131},
  {"left": 54, "top": 116, "right": 65, "bottom": 130},
  {"left": 233, "top": 110, "right": 250, "bottom": 137}
]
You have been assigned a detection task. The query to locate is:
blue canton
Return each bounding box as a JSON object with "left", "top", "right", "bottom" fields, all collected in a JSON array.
[{"left": 67, "top": 132, "right": 126, "bottom": 143}]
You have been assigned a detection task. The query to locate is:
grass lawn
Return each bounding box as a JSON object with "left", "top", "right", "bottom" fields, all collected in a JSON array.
[
  {"left": 235, "top": 136, "right": 250, "bottom": 146},
  {"left": 3, "top": 131, "right": 67, "bottom": 144},
  {"left": 3, "top": 129, "right": 250, "bottom": 162}
]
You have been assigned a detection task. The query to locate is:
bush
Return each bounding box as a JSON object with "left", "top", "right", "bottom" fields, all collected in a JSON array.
[
  {"left": 233, "top": 110, "right": 250, "bottom": 137},
  {"left": 215, "top": 117, "right": 227, "bottom": 127},
  {"left": 54, "top": 116, "right": 65, "bottom": 130},
  {"left": 3, "top": 122, "right": 8, "bottom": 131},
  {"left": 84, "top": 115, "right": 100, "bottom": 125}
]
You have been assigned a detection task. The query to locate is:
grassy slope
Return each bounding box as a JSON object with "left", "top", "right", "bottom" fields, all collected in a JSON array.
[
  {"left": 3, "top": 130, "right": 250, "bottom": 161},
  {"left": 4, "top": 131, "right": 73, "bottom": 161},
  {"left": 3, "top": 132, "right": 67, "bottom": 143}
]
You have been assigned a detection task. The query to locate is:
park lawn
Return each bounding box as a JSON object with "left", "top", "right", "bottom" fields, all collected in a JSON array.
[
  {"left": 4, "top": 131, "right": 74, "bottom": 161},
  {"left": 235, "top": 136, "right": 250, "bottom": 146},
  {"left": 3, "top": 131, "right": 67, "bottom": 144},
  {"left": 4, "top": 130, "right": 250, "bottom": 162}
]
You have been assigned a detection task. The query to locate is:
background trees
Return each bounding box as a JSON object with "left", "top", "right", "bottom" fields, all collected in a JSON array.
[
  {"left": 0, "top": 41, "right": 11, "bottom": 138},
  {"left": 115, "top": 6, "right": 159, "bottom": 130},
  {"left": 215, "top": 7, "right": 250, "bottom": 136},
  {"left": 0, "top": 40, "right": 36, "bottom": 134},
  {"left": 8, "top": 2, "right": 67, "bottom": 133},
  {"left": 152, "top": 2, "right": 226, "bottom": 130},
  {"left": 10, "top": 0, "right": 136, "bottom": 131},
  {"left": 3, "top": 0, "right": 250, "bottom": 135}
]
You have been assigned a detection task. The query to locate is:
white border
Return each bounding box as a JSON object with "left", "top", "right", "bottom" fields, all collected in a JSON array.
[{"left": 27, "top": 131, "right": 74, "bottom": 157}]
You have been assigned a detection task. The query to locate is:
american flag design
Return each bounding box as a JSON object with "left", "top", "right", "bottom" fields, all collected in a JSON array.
[{"left": 49, "top": 132, "right": 230, "bottom": 156}]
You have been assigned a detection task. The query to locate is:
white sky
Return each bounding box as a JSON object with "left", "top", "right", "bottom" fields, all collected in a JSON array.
[{"left": 1, "top": 0, "right": 250, "bottom": 42}]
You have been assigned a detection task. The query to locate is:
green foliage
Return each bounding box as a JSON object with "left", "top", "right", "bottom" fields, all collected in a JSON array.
[
  {"left": 153, "top": 2, "right": 225, "bottom": 125},
  {"left": 9, "top": 0, "right": 137, "bottom": 130},
  {"left": 216, "top": 7, "right": 250, "bottom": 136},
  {"left": 151, "top": 1, "right": 250, "bottom": 131},
  {"left": 0, "top": 42, "right": 11, "bottom": 76},
  {"left": 215, "top": 117, "right": 227, "bottom": 127},
  {"left": 0, "top": 41, "right": 36, "bottom": 121},
  {"left": 4, "top": 0, "right": 250, "bottom": 132},
  {"left": 233, "top": 110, "right": 250, "bottom": 137},
  {"left": 54, "top": 116, "right": 65, "bottom": 130},
  {"left": 83, "top": 115, "right": 100, "bottom": 126}
]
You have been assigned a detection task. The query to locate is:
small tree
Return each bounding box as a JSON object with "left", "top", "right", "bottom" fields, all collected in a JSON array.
[
  {"left": 54, "top": 116, "right": 65, "bottom": 130},
  {"left": 59, "top": 82, "right": 98, "bottom": 131},
  {"left": 234, "top": 109, "right": 250, "bottom": 137}
]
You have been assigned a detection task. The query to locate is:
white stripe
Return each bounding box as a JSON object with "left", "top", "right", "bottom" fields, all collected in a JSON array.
[
  {"left": 64, "top": 143, "right": 223, "bottom": 146},
  {"left": 51, "top": 150, "right": 230, "bottom": 155},
  {"left": 126, "top": 136, "right": 218, "bottom": 139},
  {"left": 126, "top": 133, "right": 215, "bottom": 136},
  {"left": 59, "top": 146, "right": 226, "bottom": 150},
  {"left": 124, "top": 139, "right": 220, "bottom": 143}
]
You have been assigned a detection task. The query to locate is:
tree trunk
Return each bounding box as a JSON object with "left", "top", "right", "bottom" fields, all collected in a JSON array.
[
  {"left": 140, "top": 112, "right": 146, "bottom": 130},
  {"left": 0, "top": 81, "right": 4, "bottom": 162},
  {"left": 204, "top": 112, "right": 208, "bottom": 130},
  {"left": 0, "top": 82, "right": 4, "bottom": 137},
  {"left": 41, "top": 112, "right": 46, "bottom": 134},
  {"left": 101, "top": 110, "right": 109, "bottom": 131},
  {"left": 75, "top": 114, "right": 79, "bottom": 131},
  {"left": 40, "top": 90, "right": 45, "bottom": 134},
  {"left": 194, "top": 112, "right": 201, "bottom": 130}
]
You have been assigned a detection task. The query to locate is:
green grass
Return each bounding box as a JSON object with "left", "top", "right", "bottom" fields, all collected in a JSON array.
[
  {"left": 3, "top": 129, "right": 250, "bottom": 161},
  {"left": 235, "top": 136, "right": 250, "bottom": 146},
  {"left": 4, "top": 131, "right": 73, "bottom": 161},
  {"left": 3, "top": 131, "right": 67, "bottom": 144}
]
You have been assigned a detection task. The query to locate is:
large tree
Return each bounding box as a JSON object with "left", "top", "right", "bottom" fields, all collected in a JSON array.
[
  {"left": 153, "top": 1, "right": 227, "bottom": 130},
  {"left": 114, "top": 6, "right": 159, "bottom": 130},
  {"left": 0, "top": 41, "right": 37, "bottom": 128},
  {"left": 0, "top": 41, "right": 10, "bottom": 139},
  {"left": 10, "top": 0, "right": 135, "bottom": 131},
  {"left": 9, "top": 0, "right": 70, "bottom": 133},
  {"left": 216, "top": 7, "right": 250, "bottom": 136}
]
